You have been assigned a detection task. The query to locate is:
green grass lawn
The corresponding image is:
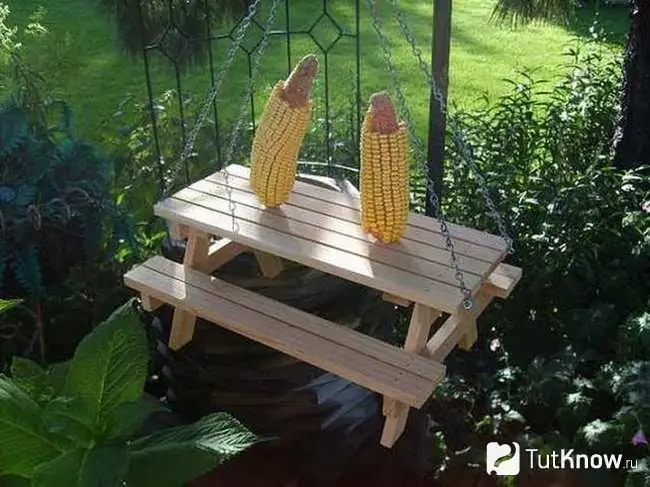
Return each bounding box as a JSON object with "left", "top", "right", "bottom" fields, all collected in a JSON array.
[{"left": 3, "top": 0, "right": 629, "bottom": 145}]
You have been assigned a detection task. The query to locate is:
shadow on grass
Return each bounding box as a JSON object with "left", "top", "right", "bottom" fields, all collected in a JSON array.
[{"left": 568, "top": 3, "right": 631, "bottom": 48}]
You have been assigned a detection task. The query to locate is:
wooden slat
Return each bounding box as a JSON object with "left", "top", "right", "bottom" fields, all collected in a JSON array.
[
  {"left": 141, "top": 295, "right": 163, "bottom": 312},
  {"left": 425, "top": 292, "right": 494, "bottom": 361},
  {"left": 206, "top": 238, "right": 247, "bottom": 272},
  {"left": 174, "top": 184, "right": 489, "bottom": 292},
  {"left": 189, "top": 178, "right": 496, "bottom": 277},
  {"left": 168, "top": 222, "right": 189, "bottom": 239},
  {"left": 154, "top": 196, "right": 470, "bottom": 314},
  {"left": 380, "top": 401, "right": 409, "bottom": 447},
  {"left": 138, "top": 256, "right": 444, "bottom": 380},
  {"left": 485, "top": 263, "right": 523, "bottom": 299},
  {"left": 254, "top": 251, "right": 284, "bottom": 278},
  {"left": 205, "top": 169, "right": 505, "bottom": 264},
  {"left": 168, "top": 230, "right": 211, "bottom": 349},
  {"left": 124, "top": 257, "right": 446, "bottom": 407},
  {"left": 380, "top": 305, "right": 441, "bottom": 447},
  {"left": 382, "top": 293, "right": 412, "bottom": 307},
  {"left": 222, "top": 164, "right": 507, "bottom": 252}
]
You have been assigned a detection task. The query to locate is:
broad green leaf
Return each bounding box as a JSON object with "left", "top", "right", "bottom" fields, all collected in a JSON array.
[
  {"left": 32, "top": 444, "right": 128, "bottom": 487},
  {"left": 63, "top": 301, "right": 148, "bottom": 430},
  {"left": 0, "top": 298, "right": 22, "bottom": 314},
  {"left": 10, "top": 357, "right": 52, "bottom": 404},
  {"left": 47, "top": 361, "right": 69, "bottom": 398},
  {"left": 0, "top": 475, "right": 30, "bottom": 487},
  {"left": 125, "top": 412, "right": 261, "bottom": 487},
  {"left": 11, "top": 358, "right": 71, "bottom": 404},
  {"left": 43, "top": 397, "right": 96, "bottom": 448},
  {"left": 104, "top": 394, "right": 168, "bottom": 440},
  {"left": 0, "top": 376, "right": 63, "bottom": 478}
]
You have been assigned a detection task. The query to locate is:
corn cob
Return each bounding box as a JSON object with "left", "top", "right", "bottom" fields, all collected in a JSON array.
[
  {"left": 249, "top": 54, "right": 318, "bottom": 207},
  {"left": 360, "top": 92, "right": 410, "bottom": 244}
]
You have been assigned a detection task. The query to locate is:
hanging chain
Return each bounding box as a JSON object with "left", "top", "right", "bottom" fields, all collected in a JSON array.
[
  {"left": 162, "top": 0, "right": 264, "bottom": 198},
  {"left": 366, "top": 0, "right": 473, "bottom": 309},
  {"left": 220, "top": 0, "right": 282, "bottom": 233},
  {"left": 387, "top": 0, "right": 514, "bottom": 253}
]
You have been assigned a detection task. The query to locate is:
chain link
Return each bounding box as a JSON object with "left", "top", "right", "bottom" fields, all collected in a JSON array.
[
  {"left": 388, "top": 0, "right": 514, "bottom": 253},
  {"left": 220, "top": 0, "right": 282, "bottom": 234},
  {"left": 367, "top": 0, "right": 473, "bottom": 309},
  {"left": 162, "top": 0, "right": 264, "bottom": 198}
]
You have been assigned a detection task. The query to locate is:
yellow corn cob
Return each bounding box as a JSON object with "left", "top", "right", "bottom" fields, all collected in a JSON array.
[
  {"left": 249, "top": 54, "right": 318, "bottom": 207},
  {"left": 360, "top": 92, "right": 410, "bottom": 244}
]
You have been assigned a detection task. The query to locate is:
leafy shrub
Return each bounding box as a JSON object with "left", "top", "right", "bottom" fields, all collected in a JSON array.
[
  {"left": 0, "top": 98, "right": 134, "bottom": 298},
  {"left": 0, "top": 300, "right": 262, "bottom": 487},
  {"left": 425, "top": 33, "right": 650, "bottom": 482}
]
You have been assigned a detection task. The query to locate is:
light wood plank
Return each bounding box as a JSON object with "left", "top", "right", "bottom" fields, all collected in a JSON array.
[
  {"left": 169, "top": 309, "right": 195, "bottom": 350},
  {"left": 381, "top": 304, "right": 441, "bottom": 447},
  {"left": 168, "top": 230, "right": 211, "bottom": 350},
  {"left": 168, "top": 222, "right": 189, "bottom": 239},
  {"left": 190, "top": 178, "right": 497, "bottom": 277},
  {"left": 458, "top": 317, "right": 478, "bottom": 350},
  {"left": 177, "top": 185, "right": 489, "bottom": 291},
  {"left": 405, "top": 305, "right": 441, "bottom": 353},
  {"left": 222, "top": 164, "right": 508, "bottom": 252},
  {"left": 124, "top": 258, "right": 446, "bottom": 407},
  {"left": 425, "top": 291, "right": 494, "bottom": 361},
  {"left": 138, "top": 256, "right": 444, "bottom": 380},
  {"left": 207, "top": 238, "right": 246, "bottom": 272},
  {"left": 382, "top": 293, "right": 412, "bottom": 307},
  {"left": 206, "top": 170, "right": 505, "bottom": 264},
  {"left": 485, "top": 263, "right": 523, "bottom": 299},
  {"left": 154, "top": 196, "right": 470, "bottom": 314},
  {"left": 380, "top": 400, "right": 409, "bottom": 448},
  {"left": 141, "top": 294, "right": 163, "bottom": 312},
  {"left": 161, "top": 185, "right": 486, "bottom": 296},
  {"left": 254, "top": 251, "right": 284, "bottom": 278}
]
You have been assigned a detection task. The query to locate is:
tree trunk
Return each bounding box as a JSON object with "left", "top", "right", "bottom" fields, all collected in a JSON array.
[{"left": 613, "top": 0, "right": 650, "bottom": 170}]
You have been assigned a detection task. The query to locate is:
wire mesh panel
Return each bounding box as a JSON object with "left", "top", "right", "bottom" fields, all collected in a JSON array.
[{"left": 136, "top": 0, "right": 362, "bottom": 197}]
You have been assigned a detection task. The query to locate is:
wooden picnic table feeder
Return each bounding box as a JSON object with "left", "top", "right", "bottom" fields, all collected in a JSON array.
[{"left": 124, "top": 0, "right": 521, "bottom": 450}]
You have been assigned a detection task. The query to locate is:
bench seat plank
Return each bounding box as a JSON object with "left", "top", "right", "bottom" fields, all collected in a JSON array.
[{"left": 124, "top": 256, "right": 446, "bottom": 408}]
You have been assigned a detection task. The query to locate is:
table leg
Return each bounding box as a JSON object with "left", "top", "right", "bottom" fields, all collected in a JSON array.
[
  {"left": 168, "top": 230, "right": 211, "bottom": 350},
  {"left": 425, "top": 290, "right": 494, "bottom": 361},
  {"left": 254, "top": 251, "right": 284, "bottom": 278},
  {"left": 381, "top": 304, "right": 441, "bottom": 448}
]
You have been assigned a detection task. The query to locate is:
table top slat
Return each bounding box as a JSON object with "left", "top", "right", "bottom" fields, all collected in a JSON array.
[{"left": 155, "top": 164, "right": 508, "bottom": 312}]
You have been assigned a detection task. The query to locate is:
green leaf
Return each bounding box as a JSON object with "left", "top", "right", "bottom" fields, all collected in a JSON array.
[
  {"left": 125, "top": 412, "right": 261, "bottom": 487},
  {"left": 42, "top": 397, "right": 96, "bottom": 448},
  {"left": 32, "top": 444, "right": 128, "bottom": 487},
  {"left": 104, "top": 394, "right": 167, "bottom": 440},
  {"left": 0, "top": 299, "right": 23, "bottom": 314},
  {"left": 574, "top": 419, "right": 624, "bottom": 454},
  {"left": 11, "top": 358, "right": 72, "bottom": 405},
  {"left": 0, "top": 376, "right": 63, "bottom": 478},
  {"left": 0, "top": 475, "right": 31, "bottom": 487},
  {"left": 63, "top": 301, "right": 148, "bottom": 430},
  {"left": 10, "top": 357, "right": 52, "bottom": 404},
  {"left": 47, "top": 361, "right": 69, "bottom": 398}
]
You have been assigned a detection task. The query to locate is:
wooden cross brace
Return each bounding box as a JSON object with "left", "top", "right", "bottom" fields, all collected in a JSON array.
[
  {"left": 142, "top": 228, "right": 285, "bottom": 350},
  {"left": 379, "top": 288, "right": 497, "bottom": 448}
]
